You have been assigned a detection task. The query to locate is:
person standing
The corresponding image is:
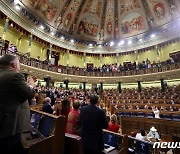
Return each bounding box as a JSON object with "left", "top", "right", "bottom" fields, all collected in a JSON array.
[
  {"left": 80, "top": 94, "right": 108, "bottom": 154},
  {"left": 152, "top": 106, "right": 160, "bottom": 118},
  {"left": 108, "top": 114, "right": 120, "bottom": 133},
  {"left": 0, "top": 54, "right": 35, "bottom": 154},
  {"left": 42, "top": 97, "right": 54, "bottom": 114},
  {"left": 67, "top": 100, "right": 81, "bottom": 135}
]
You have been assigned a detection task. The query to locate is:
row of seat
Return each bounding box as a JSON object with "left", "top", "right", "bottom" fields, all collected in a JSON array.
[{"left": 117, "top": 112, "right": 180, "bottom": 121}]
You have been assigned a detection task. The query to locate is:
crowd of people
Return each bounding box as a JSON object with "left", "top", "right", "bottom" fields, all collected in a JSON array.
[
  {"left": 105, "top": 86, "right": 180, "bottom": 100},
  {"left": 1, "top": 46, "right": 178, "bottom": 76},
  {"left": 0, "top": 53, "right": 179, "bottom": 154},
  {"left": 106, "top": 86, "right": 180, "bottom": 115},
  {"left": 71, "top": 57, "right": 177, "bottom": 74},
  {"left": 86, "top": 58, "right": 175, "bottom": 73}
]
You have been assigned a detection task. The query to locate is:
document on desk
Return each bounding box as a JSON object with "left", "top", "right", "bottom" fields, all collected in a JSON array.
[{"left": 103, "top": 144, "right": 115, "bottom": 153}]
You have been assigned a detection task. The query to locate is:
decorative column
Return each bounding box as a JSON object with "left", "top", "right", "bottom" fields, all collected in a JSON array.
[
  {"left": 44, "top": 77, "right": 51, "bottom": 87},
  {"left": 49, "top": 44, "right": 52, "bottom": 60},
  {"left": 28, "top": 34, "right": 33, "bottom": 53},
  {"left": 137, "top": 81, "right": 141, "bottom": 93},
  {"left": 135, "top": 50, "right": 138, "bottom": 63},
  {"left": 64, "top": 80, "right": 69, "bottom": 89},
  {"left": 83, "top": 52, "right": 86, "bottom": 68},
  {"left": 116, "top": 53, "right": 119, "bottom": 65},
  {"left": 118, "top": 82, "right": 121, "bottom": 93},
  {"left": 2, "top": 17, "right": 9, "bottom": 40},
  {"left": 155, "top": 45, "right": 160, "bottom": 62},
  {"left": 83, "top": 82, "right": 86, "bottom": 92},
  {"left": 100, "top": 53, "right": 102, "bottom": 67},
  {"left": 67, "top": 49, "right": 69, "bottom": 66},
  {"left": 41, "top": 47, "right": 45, "bottom": 60},
  {"left": 160, "top": 79, "right": 165, "bottom": 92},
  {"left": 100, "top": 82, "right": 103, "bottom": 92}
]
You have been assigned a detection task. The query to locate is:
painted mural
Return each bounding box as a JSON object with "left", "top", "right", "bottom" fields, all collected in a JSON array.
[
  {"left": 19, "top": 0, "right": 180, "bottom": 41},
  {"left": 119, "top": 0, "right": 140, "bottom": 15},
  {"left": 154, "top": 2, "right": 165, "bottom": 18},
  {"left": 121, "top": 12, "right": 145, "bottom": 35},
  {"left": 77, "top": 17, "right": 98, "bottom": 37},
  {"left": 84, "top": 0, "right": 93, "bottom": 13},
  {"left": 107, "top": 22, "right": 112, "bottom": 34},
  {"left": 142, "top": 0, "right": 154, "bottom": 29},
  {"left": 62, "top": 0, "right": 81, "bottom": 29},
  {"left": 149, "top": 0, "right": 179, "bottom": 21},
  {"left": 84, "top": 0, "right": 103, "bottom": 17},
  {"left": 105, "top": 0, "right": 114, "bottom": 36},
  {"left": 28, "top": 0, "right": 58, "bottom": 22},
  {"left": 114, "top": 27, "right": 120, "bottom": 39},
  {"left": 167, "top": 0, "right": 179, "bottom": 18},
  {"left": 54, "top": 14, "right": 62, "bottom": 29}
]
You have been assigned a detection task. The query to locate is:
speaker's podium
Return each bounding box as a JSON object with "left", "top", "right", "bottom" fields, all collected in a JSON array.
[{"left": 22, "top": 109, "right": 66, "bottom": 154}]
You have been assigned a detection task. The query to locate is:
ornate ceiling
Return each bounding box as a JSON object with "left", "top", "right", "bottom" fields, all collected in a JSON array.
[
  {"left": 15, "top": 0, "right": 180, "bottom": 41},
  {"left": 1, "top": 0, "right": 180, "bottom": 53}
]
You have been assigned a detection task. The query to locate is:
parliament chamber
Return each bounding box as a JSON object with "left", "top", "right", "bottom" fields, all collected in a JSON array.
[{"left": 0, "top": 0, "right": 180, "bottom": 154}]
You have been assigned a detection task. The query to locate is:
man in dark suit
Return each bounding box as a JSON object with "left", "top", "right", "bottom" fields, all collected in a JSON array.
[
  {"left": 0, "top": 54, "right": 35, "bottom": 154},
  {"left": 42, "top": 97, "right": 54, "bottom": 114},
  {"left": 80, "top": 94, "right": 108, "bottom": 154}
]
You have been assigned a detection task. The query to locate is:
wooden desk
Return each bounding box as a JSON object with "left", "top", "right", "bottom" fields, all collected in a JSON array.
[
  {"left": 22, "top": 109, "right": 66, "bottom": 154},
  {"left": 121, "top": 116, "right": 180, "bottom": 140},
  {"left": 104, "top": 149, "right": 118, "bottom": 154},
  {"left": 22, "top": 131, "right": 45, "bottom": 148}
]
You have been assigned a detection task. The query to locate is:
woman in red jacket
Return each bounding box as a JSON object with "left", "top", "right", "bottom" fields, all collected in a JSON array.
[{"left": 108, "top": 114, "right": 120, "bottom": 133}]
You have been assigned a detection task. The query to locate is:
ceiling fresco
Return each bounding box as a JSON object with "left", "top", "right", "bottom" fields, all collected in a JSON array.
[{"left": 10, "top": 0, "right": 180, "bottom": 42}]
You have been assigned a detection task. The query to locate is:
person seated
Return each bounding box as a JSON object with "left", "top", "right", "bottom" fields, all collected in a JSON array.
[
  {"left": 114, "top": 105, "right": 118, "bottom": 110},
  {"left": 122, "top": 105, "right": 126, "bottom": 109},
  {"left": 170, "top": 99, "right": 175, "bottom": 104},
  {"left": 135, "top": 130, "right": 148, "bottom": 141},
  {"left": 136, "top": 105, "right": 140, "bottom": 110},
  {"left": 147, "top": 127, "right": 160, "bottom": 141},
  {"left": 128, "top": 105, "right": 133, "bottom": 109},
  {"left": 108, "top": 114, "right": 120, "bottom": 133},
  {"left": 144, "top": 105, "right": 149, "bottom": 110},
  {"left": 67, "top": 100, "right": 81, "bottom": 135},
  {"left": 42, "top": 97, "right": 54, "bottom": 114},
  {"left": 160, "top": 106, "right": 166, "bottom": 111}
]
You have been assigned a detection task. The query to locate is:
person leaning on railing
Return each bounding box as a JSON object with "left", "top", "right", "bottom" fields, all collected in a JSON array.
[{"left": 9, "top": 50, "right": 179, "bottom": 76}]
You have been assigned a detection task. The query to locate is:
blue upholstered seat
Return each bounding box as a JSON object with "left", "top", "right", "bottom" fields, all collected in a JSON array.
[
  {"left": 138, "top": 112, "right": 145, "bottom": 117},
  {"left": 172, "top": 115, "right": 180, "bottom": 121},
  {"left": 124, "top": 112, "right": 130, "bottom": 116},
  {"left": 147, "top": 112, "right": 154, "bottom": 118},
  {"left": 131, "top": 112, "right": 137, "bottom": 117}
]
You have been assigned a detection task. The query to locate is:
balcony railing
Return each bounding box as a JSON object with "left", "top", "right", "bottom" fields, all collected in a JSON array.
[{"left": 0, "top": 49, "right": 179, "bottom": 77}]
